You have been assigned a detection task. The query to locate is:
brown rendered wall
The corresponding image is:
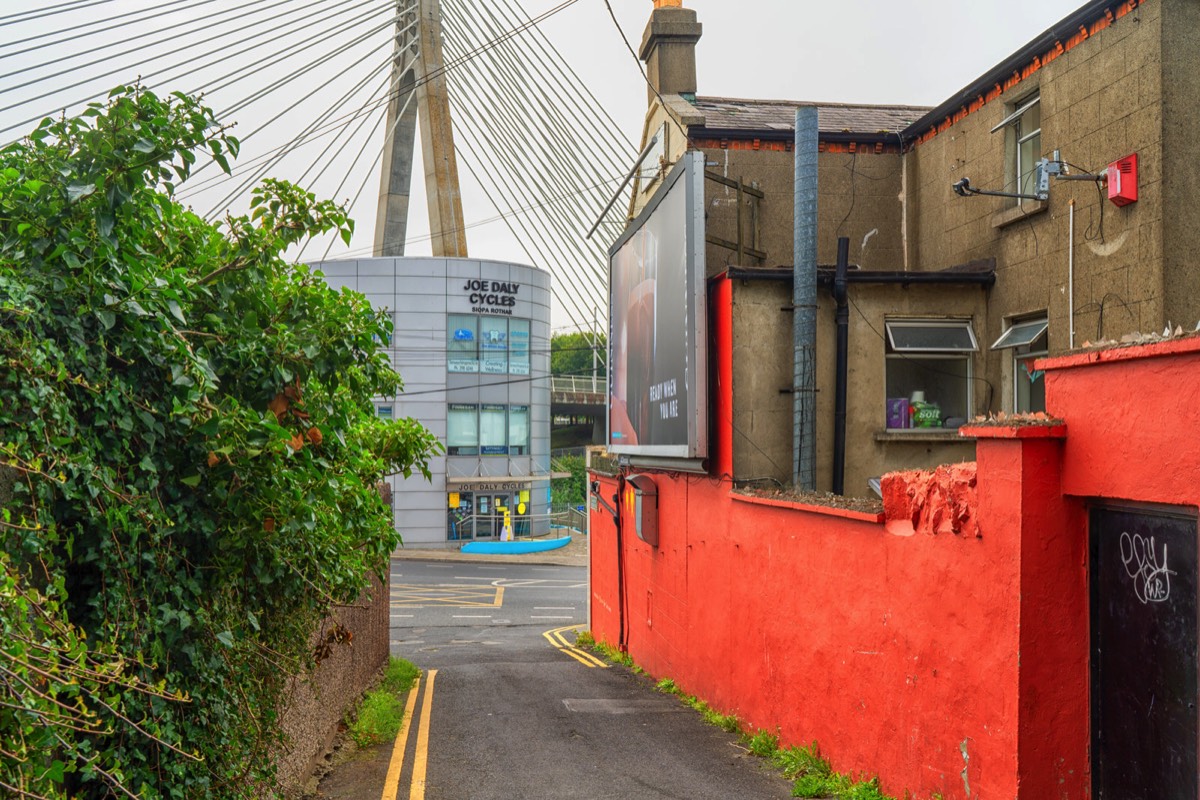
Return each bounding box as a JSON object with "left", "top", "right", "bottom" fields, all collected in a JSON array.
[
  {"left": 698, "top": 146, "right": 904, "bottom": 274},
  {"left": 274, "top": 574, "right": 391, "bottom": 796},
  {"left": 906, "top": 0, "right": 1165, "bottom": 408},
  {"left": 1160, "top": 0, "right": 1200, "bottom": 329},
  {"left": 814, "top": 283, "right": 986, "bottom": 495},
  {"left": 729, "top": 279, "right": 793, "bottom": 483},
  {"left": 717, "top": 148, "right": 908, "bottom": 489}
]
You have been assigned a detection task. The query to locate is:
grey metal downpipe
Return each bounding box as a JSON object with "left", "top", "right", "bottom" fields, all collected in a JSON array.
[
  {"left": 793, "top": 106, "right": 819, "bottom": 490},
  {"left": 832, "top": 236, "right": 849, "bottom": 496}
]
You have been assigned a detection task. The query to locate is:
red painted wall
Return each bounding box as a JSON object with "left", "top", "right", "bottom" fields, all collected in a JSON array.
[
  {"left": 1045, "top": 338, "right": 1200, "bottom": 508},
  {"left": 590, "top": 471, "right": 1023, "bottom": 799},
  {"left": 591, "top": 292, "right": 1200, "bottom": 798}
]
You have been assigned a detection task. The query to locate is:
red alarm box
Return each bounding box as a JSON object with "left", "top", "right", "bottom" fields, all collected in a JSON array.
[{"left": 1107, "top": 154, "right": 1138, "bottom": 206}]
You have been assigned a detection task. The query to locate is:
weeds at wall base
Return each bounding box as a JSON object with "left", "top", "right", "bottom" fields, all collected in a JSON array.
[
  {"left": 345, "top": 657, "right": 420, "bottom": 748},
  {"left": 578, "top": 632, "right": 941, "bottom": 800}
]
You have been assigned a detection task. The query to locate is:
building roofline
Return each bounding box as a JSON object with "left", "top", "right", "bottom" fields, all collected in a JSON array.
[{"left": 901, "top": 0, "right": 1144, "bottom": 142}]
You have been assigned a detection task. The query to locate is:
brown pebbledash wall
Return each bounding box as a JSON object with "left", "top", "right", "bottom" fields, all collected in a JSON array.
[{"left": 274, "top": 572, "right": 391, "bottom": 796}]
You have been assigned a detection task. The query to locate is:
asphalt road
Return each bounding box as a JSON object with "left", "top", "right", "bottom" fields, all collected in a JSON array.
[{"left": 315, "top": 558, "right": 792, "bottom": 800}]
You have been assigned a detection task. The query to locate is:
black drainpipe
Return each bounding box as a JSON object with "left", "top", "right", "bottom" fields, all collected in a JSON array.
[{"left": 832, "top": 237, "right": 850, "bottom": 496}]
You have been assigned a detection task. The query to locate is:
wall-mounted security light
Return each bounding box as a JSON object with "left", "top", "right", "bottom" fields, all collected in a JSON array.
[{"left": 951, "top": 152, "right": 1106, "bottom": 202}]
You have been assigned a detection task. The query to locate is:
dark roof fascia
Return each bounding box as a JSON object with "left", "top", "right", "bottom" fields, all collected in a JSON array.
[
  {"left": 901, "top": 0, "right": 1122, "bottom": 142},
  {"left": 723, "top": 259, "right": 996, "bottom": 288},
  {"left": 690, "top": 127, "right": 905, "bottom": 147}
]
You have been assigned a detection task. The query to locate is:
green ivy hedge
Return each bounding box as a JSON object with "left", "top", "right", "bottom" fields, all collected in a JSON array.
[{"left": 0, "top": 86, "right": 440, "bottom": 798}]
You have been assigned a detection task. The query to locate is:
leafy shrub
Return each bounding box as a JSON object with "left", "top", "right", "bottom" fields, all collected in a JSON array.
[{"left": 0, "top": 86, "right": 440, "bottom": 798}]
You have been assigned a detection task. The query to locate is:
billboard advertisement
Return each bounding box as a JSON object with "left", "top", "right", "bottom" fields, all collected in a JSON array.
[{"left": 607, "top": 151, "right": 707, "bottom": 458}]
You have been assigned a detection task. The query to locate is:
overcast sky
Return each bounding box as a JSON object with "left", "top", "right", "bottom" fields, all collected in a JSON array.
[{"left": 1, "top": 0, "right": 1087, "bottom": 330}]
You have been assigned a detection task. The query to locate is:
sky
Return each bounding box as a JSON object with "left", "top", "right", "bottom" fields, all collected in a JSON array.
[{"left": 1, "top": 0, "right": 1087, "bottom": 332}]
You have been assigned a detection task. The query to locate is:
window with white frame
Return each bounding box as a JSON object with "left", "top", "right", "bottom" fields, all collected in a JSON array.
[
  {"left": 993, "top": 91, "right": 1041, "bottom": 204},
  {"left": 448, "top": 315, "right": 479, "bottom": 373},
  {"left": 884, "top": 320, "right": 978, "bottom": 429},
  {"left": 479, "top": 404, "right": 508, "bottom": 454},
  {"left": 508, "top": 405, "right": 530, "bottom": 455},
  {"left": 508, "top": 319, "right": 530, "bottom": 376},
  {"left": 991, "top": 315, "right": 1048, "bottom": 414},
  {"left": 480, "top": 317, "right": 509, "bottom": 374},
  {"left": 446, "top": 404, "right": 531, "bottom": 456},
  {"left": 447, "top": 315, "right": 532, "bottom": 375},
  {"left": 447, "top": 403, "right": 479, "bottom": 455}
]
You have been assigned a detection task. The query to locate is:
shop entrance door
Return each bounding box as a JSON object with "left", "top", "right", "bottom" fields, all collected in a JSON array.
[{"left": 1090, "top": 505, "right": 1198, "bottom": 799}]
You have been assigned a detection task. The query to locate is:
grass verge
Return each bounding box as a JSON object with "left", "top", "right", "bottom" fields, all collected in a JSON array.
[
  {"left": 578, "top": 632, "right": 908, "bottom": 799},
  {"left": 346, "top": 657, "right": 421, "bottom": 748}
]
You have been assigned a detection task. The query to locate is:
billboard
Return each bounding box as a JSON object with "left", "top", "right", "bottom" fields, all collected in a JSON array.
[{"left": 607, "top": 151, "right": 707, "bottom": 458}]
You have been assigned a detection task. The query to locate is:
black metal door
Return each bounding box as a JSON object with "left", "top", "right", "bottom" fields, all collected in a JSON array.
[{"left": 1091, "top": 505, "right": 1199, "bottom": 799}]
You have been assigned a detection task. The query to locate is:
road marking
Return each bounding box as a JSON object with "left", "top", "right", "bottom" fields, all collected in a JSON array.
[
  {"left": 380, "top": 673, "right": 422, "bottom": 800},
  {"left": 543, "top": 625, "right": 608, "bottom": 668},
  {"left": 409, "top": 669, "right": 437, "bottom": 800},
  {"left": 452, "top": 615, "right": 492, "bottom": 619},
  {"left": 532, "top": 615, "right": 576, "bottom": 620},
  {"left": 392, "top": 584, "right": 504, "bottom": 608},
  {"left": 534, "top": 607, "right": 576, "bottom": 610}
]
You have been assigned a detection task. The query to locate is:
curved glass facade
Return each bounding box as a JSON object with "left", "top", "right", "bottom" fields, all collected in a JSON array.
[{"left": 314, "top": 257, "right": 552, "bottom": 549}]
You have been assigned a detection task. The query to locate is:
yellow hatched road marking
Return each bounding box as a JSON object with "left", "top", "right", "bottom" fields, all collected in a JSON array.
[
  {"left": 409, "top": 668, "right": 437, "bottom": 800},
  {"left": 391, "top": 584, "right": 504, "bottom": 607},
  {"left": 543, "top": 626, "right": 608, "bottom": 668},
  {"left": 380, "top": 674, "right": 422, "bottom": 800}
]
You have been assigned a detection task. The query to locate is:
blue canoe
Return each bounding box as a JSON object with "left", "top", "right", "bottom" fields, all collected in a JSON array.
[{"left": 461, "top": 536, "right": 572, "bottom": 555}]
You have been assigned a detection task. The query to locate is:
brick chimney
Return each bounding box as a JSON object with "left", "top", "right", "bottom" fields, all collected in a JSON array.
[{"left": 639, "top": 0, "right": 702, "bottom": 104}]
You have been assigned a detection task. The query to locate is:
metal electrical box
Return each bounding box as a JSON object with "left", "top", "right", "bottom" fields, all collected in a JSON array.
[
  {"left": 623, "top": 474, "right": 659, "bottom": 547},
  {"left": 1107, "top": 153, "right": 1138, "bottom": 206}
]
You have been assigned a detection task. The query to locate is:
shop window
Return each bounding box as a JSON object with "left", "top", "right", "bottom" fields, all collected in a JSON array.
[
  {"left": 480, "top": 404, "right": 508, "bottom": 455},
  {"left": 991, "top": 316, "right": 1048, "bottom": 414},
  {"left": 448, "top": 315, "right": 532, "bottom": 375},
  {"left": 448, "top": 315, "right": 479, "bottom": 373},
  {"left": 447, "top": 403, "right": 479, "bottom": 455},
  {"left": 508, "top": 405, "right": 530, "bottom": 455},
  {"left": 480, "top": 317, "right": 508, "bottom": 374},
  {"left": 446, "top": 404, "right": 532, "bottom": 456},
  {"left": 884, "top": 320, "right": 978, "bottom": 429},
  {"left": 509, "top": 319, "right": 530, "bottom": 375},
  {"left": 993, "top": 91, "right": 1041, "bottom": 204}
]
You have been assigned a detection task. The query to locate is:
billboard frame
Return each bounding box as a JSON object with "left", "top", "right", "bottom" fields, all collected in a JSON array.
[{"left": 606, "top": 151, "right": 708, "bottom": 459}]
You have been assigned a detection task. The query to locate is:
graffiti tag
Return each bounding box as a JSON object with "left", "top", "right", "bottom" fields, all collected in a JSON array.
[{"left": 1120, "top": 531, "right": 1175, "bottom": 604}]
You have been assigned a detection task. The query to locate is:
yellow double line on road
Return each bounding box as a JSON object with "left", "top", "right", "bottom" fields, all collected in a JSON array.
[
  {"left": 381, "top": 669, "right": 438, "bottom": 800},
  {"left": 543, "top": 626, "right": 608, "bottom": 668}
]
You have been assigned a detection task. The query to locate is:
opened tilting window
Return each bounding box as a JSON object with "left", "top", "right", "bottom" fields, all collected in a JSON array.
[
  {"left": 992, "top": 92, "right": 1041, "bottom": 204},
  {"left": 991, "top": 316, "right": 1048, "bottom": 413},
  {"left": 884, "top": 320, "right": 978, "bottom": 428}
]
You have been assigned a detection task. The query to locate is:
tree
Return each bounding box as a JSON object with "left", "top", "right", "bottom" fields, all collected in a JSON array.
[
  {"left": 0, "top": 86, "right": 440, "bottom": 798},
  {"left": 550, "top": 331, "right": 605, "bottom": 378}
]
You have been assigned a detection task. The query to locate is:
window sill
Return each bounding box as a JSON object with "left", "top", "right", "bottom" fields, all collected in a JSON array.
[
  {"left": 991, "top": 200, "right": 1047, "bottom": 229},
  {"left": 874, "top": 429, "right": 974, "bottom": 443}
]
